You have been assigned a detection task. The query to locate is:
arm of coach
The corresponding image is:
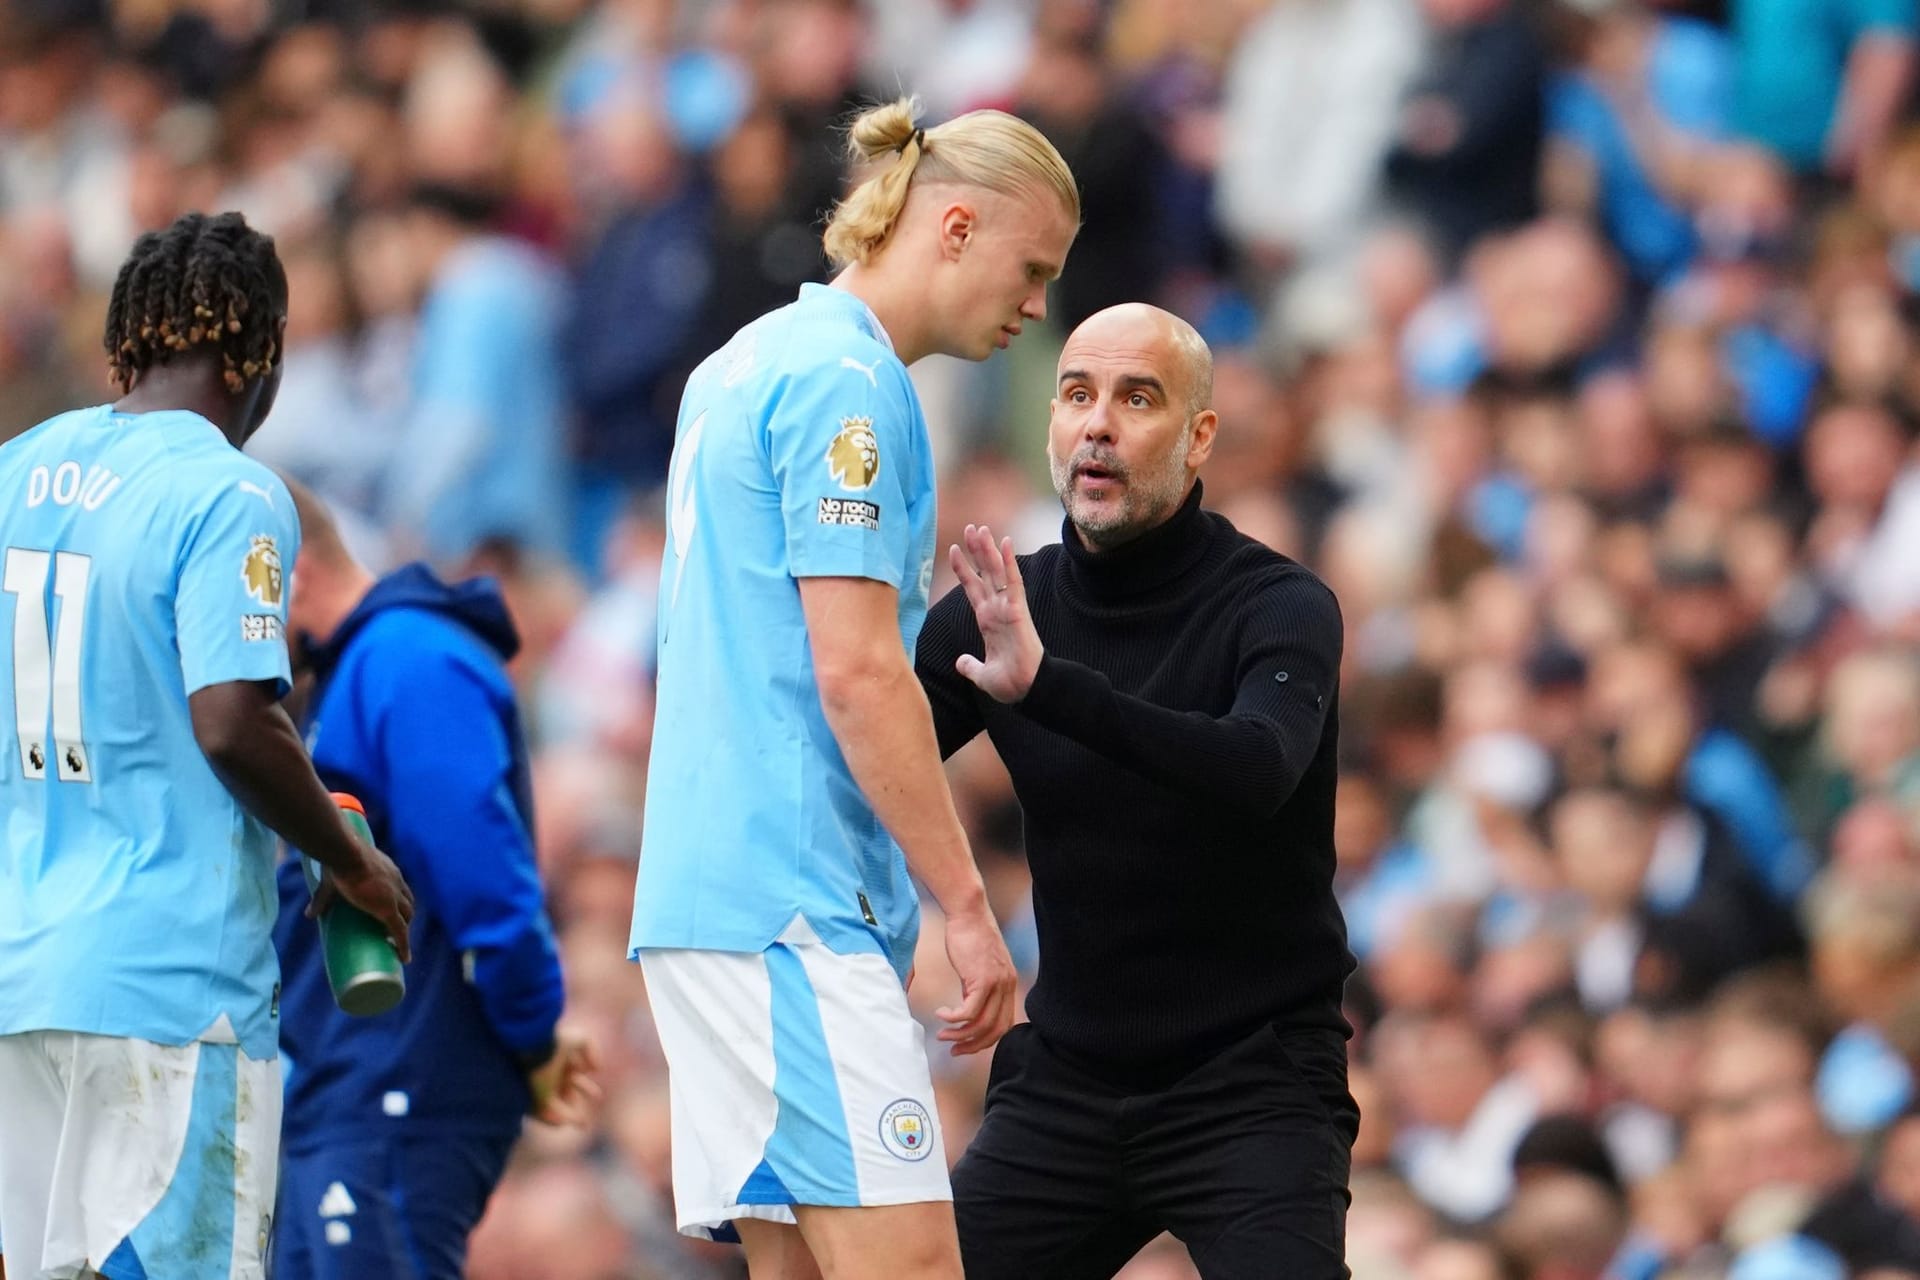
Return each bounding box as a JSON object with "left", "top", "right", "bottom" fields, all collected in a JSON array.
[{"left": 929, "top": 523, "right": 1343, "bottom": 820}]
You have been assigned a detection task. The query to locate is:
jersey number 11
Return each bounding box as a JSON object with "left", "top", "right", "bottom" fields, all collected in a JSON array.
[{"left": 3, "top": 546, "right": 93, "bottom": 782}]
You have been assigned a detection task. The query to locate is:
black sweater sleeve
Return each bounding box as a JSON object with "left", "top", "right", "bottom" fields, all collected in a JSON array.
[
  {"left": 1013, "top": 571, "right": 1341, "bottom": 818},
  {"left": 913, "top": 581, "right": 989, "bottom": 761}
]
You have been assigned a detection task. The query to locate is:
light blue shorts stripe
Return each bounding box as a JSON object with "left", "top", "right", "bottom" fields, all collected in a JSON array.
[
  {"left": 0, "top": 1031, "right": 280, "bottom": 1280},
  {"left": 740, "top": 943, "right": 861, "bottom": 1205},
  {"left": 638, "top": 934, "right": 950, "bottom": 1240}
]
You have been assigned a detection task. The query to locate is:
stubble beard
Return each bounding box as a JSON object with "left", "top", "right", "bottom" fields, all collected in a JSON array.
[{"left": 1050, "top": 416, "right": 1195, "bottom": 550}]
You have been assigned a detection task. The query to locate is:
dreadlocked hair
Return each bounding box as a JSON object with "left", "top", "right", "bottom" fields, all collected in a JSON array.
[{"left": 103, "top": 211, "right": 288, "bottom": 396}]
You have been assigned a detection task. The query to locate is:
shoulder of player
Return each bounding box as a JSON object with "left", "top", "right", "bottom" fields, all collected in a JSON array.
[
  {"left": 219, "top": 452, "right": 289, "bottom": 497},
  {"left": 785, "top": 330, "right": 912, "bottom": 399},
  {"left": 0, "top": 405, "right": 92, "bottom": 453},
  {"left": 141, "top": 413, "right": 248, "bottom": 465},
  {"left": 0, "top": 419, "right": 59, "bottom": 483},
  {"left": 167, "top": 450, "right": 294, "bottom": 523}
]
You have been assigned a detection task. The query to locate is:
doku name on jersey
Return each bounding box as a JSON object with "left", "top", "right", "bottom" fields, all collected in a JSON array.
[{"left": 22, "top": 462, "right": 123, "bottom": 511}]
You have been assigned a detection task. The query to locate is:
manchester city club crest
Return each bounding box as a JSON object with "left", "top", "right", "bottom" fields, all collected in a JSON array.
[{"left": 878, "top": 1098, "right": 933, "bottom": 1162}]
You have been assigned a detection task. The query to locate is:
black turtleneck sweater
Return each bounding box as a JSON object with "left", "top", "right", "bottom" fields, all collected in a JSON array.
[{"left": 915, "top": 484, "right": 1354, "bottom": 1088}]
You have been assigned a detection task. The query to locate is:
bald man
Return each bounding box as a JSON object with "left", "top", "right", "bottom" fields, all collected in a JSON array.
[
  {"left": 915, "top": 304, "right": 1358, "bottom": 1279},
  {"left": 270, "top": 479, "right": 597, "bottom": 1280}
]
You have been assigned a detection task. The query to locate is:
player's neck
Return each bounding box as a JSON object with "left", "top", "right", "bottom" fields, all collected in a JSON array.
[
  {"left": 830, "top": 267, "right": 929, "bottom": 365},
  {"left": 114, "top": 363, "right": 243, "bottom": 445}
]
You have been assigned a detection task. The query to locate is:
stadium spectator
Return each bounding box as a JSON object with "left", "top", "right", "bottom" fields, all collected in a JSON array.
[
  {"left": 562, "top": 79, "right": 713, "bottom": 564},
  {"left": 1385, "top": 0, "right": 1550, "bottom": 263},
  {"left": 1729, "top": 0, "right": 1917, "bottom": 178},
  {"left": 384, "top": 179, "right": 572, "bottom": 567},
  {"left": 1545, "top": 0, "right": 1733, "bottom": 286}
]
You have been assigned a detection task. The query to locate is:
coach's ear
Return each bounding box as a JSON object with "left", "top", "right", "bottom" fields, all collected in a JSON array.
[{"left": 1185, "top": 409, "right": 1218, "bottom": 472}]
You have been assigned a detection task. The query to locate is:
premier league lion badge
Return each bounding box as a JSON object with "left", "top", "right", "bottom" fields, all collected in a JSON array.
[
  {"left": 242, "top": 534, "right": 283, "bottom": 606},
  {"left": 826, "top": 417, "right": 881, "bottom": 491}
]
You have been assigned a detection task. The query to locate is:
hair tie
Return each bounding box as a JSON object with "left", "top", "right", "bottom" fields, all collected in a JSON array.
[{"left": 899, "top": 127, "right": 925, "bottom": 156}]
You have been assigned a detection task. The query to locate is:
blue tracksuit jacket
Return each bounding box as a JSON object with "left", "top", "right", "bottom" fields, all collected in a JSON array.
[{"left": 273, "top": 564, "right": 563, "bottom": 1146}]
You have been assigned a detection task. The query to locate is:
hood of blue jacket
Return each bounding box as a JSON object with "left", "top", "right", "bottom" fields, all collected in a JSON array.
[{"left": 310, "top": 562, "right": 519, "bottom": 673}]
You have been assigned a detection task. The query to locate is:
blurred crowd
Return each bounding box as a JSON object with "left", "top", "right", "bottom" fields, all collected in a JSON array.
[{"left": 9, "top": 0, "right": 1920, "bottom": 1276}]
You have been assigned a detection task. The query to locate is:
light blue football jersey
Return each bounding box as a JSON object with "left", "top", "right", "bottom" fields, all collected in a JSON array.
[
  {"left": 630, "top": 284, "right": 938, "bottom": 978},
  {"left": 0, "top": 406, "right": 298, "bottom": 1058}
]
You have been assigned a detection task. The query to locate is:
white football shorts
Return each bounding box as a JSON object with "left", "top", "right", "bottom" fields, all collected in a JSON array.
[
  {"left": 638, "top": 922, "right": 950, "bottom": 1240},
  {"left": 0, "top": 1030, "right": 280, "bottom": 1280}
]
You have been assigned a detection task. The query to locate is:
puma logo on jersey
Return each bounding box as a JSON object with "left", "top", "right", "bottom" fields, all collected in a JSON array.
[
  {"left": 839, "top": 355, "right": 882, "bottom": 387},
  {"left": 237, "top": 481, "right": 277, "bottom": 508}
]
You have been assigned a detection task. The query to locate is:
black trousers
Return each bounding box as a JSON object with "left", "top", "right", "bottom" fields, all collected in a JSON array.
[{"left": 953, "top": 1021, "right": 1358, "bottom": 1280}]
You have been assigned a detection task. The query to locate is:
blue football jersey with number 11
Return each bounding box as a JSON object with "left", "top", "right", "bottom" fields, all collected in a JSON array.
[
  {"left": 0, "top": 406, "right": 298, "bottom": 1059},
  {"left": 630, "top": 284, "right": 938, "bottom": 980}
]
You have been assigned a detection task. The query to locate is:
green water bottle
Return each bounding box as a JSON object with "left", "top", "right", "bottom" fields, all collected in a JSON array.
[{"left": 301, "top": 792, "right": 406, "bottom": 1016}]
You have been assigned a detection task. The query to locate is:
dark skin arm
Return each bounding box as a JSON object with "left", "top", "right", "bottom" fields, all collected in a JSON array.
[{"left": 189, "top": 679, "right": 414, "bottom": 961}]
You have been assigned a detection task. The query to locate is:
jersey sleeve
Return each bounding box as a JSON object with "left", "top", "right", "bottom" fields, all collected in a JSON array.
[
  {"left": 174, "top": 469, "right": 299, "bottom": 697},
  {"left": 765, "top": 350, "right": 920, "bottom": 588}
]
